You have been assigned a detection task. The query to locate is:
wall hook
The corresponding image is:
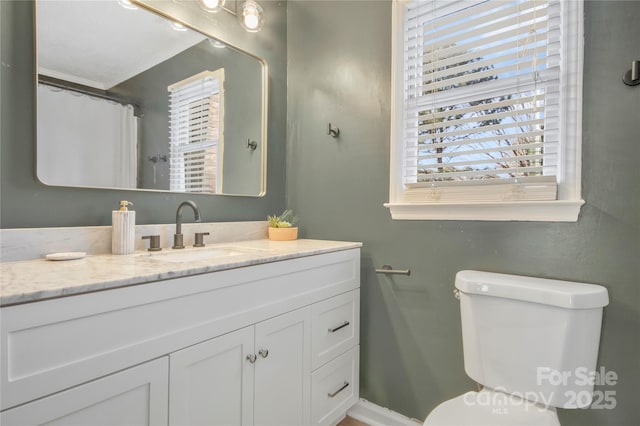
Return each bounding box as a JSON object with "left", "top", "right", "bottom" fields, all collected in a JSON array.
[
  {"left": 147, "top": 154, "right": 167, "bottom": 163},
  {"left": 327, "top": 123, "right": 340, "bottom": 138},
  {"left": 247, "top": 139, "right": 258, "bottom": 150},
  {"left": 623, "top": 60, "right": 640, "bottom": 86}
]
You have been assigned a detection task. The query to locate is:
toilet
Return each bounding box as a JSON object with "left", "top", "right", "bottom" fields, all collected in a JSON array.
[{"left": 424, "top": 270, "right": 609, "bottom": 426}]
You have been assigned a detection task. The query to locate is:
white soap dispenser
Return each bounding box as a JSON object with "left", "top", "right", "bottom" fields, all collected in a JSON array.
[{"left": 112, "top": 200, "right": 135, "bottom": 255}]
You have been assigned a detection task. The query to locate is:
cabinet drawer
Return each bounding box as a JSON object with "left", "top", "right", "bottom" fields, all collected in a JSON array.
[
  {"left": 311, "top": 346, "right": 359, "bottom": 426},
  {"left": 312, "top": 290, "right": 359, "bottom": 370}
]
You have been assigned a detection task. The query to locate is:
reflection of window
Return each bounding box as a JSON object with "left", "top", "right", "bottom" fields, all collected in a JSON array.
[
  {"left": 388, "top": 0, "right": 584, "bottom": 221},
  {"left": 168, "top": 69, "right": 224, "bottom": 193}
]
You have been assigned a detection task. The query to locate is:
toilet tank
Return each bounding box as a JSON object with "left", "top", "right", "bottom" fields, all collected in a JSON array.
[{"left": 455, "top": 270, "right": 609, "bottom": 409}]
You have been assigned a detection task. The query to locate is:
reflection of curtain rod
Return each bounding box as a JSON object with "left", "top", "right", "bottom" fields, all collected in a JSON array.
[{"left": 38, "top": 75, "right": 142, "bottom": 117}]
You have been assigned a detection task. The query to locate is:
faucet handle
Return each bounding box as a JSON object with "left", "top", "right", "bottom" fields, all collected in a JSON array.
[
  {"left": 194, "top": 232, "right": 210, "bottom": 248},
  {"left": 173, "top": 233, "right": 185, "bottom": 250},
  {"left": 142, "top": 235, "right": 162, "bottom": 251}
]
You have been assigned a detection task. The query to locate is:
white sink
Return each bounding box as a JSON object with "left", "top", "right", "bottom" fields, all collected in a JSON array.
[{"left": 145, "top": 247, "right": 246, "bottom": 263}]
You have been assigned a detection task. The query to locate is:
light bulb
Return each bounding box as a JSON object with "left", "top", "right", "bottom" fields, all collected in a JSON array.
[
  {"left": 238, "top": 0, "right": 264, "bottom": 32},
  {"left": 199, "top": 0, "right": 225, "bottom": 13},
  {"left": 244, "top": 13, "right": 259, "bottom": 30}
]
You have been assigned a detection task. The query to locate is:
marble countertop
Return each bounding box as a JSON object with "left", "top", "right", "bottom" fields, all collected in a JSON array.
[{"left": 0, "top": 239, "right": 362, "bottom": 307}]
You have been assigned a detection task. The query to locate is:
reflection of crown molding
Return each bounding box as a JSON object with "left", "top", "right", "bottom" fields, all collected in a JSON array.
[
  {"left": 38, "top": 0, "right": 206, "bottom": 91},
  {"left": 103, "top": 35, "right": 207, "bottom": 89},
  {"left": 38, "top": 67, "right": 106, "bottom": 90}
]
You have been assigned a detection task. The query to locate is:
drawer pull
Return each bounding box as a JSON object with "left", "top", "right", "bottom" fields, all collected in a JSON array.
[
  {"left": 258, "top": 348, "right": 269, "bottom": 358},
  {"left": 328, "top": 321, "right": 350, "bottom": 333},
  {"left": 246, "top": 354, "right": 257, "bottom": 363},
  {"left": 328, "top": 381, "right": 350, "bottom": 398}
]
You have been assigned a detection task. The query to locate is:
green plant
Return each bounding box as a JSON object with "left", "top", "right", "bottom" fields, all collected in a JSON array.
[{"left": 267, "top": 209, "right": 298, "bottom": 228}]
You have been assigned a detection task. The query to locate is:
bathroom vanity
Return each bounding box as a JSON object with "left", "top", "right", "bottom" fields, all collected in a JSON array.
[{"left": 0, "top": 239, "right": 361, "bottom": 426}]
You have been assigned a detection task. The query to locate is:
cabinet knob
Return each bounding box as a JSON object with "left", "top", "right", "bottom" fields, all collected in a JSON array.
[
  {"left": 246, "top": 354, "right": 257, "bottom": 363},
  {"left": 258, "top": 348, "right": 269, "bottom": 358}
]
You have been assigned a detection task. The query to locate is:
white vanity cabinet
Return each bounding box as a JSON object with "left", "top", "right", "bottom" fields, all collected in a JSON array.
[
  {"left": 253, "top": 307, "right": 312, "bottom": 425},
  {"left": 169, "top": 326, "right": 255, "bottom": 426},
  {"left": 0, "top": 248, "right": 360, "bottom": 426},
  {"left": 0, "top": 357, "right": 169, "bottom": 426},
  {"left": 310, "top": 290, "right": 360, "bottom": 425},
  {"left": 169, "top": 307, "right": 311, "bottom": 426},
  {"left": 169, "top": 291, "right": 361, "bottom": 426}
]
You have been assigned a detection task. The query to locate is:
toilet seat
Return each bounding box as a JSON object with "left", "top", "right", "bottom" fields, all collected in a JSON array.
[{"left": 423, "top": 388, "right": 560, "bottom": 426}]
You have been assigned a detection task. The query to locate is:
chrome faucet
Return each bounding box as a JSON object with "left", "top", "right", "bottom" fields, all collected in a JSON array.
[{"left": 173, "top": 200, "right": 202, "bottom": 249}]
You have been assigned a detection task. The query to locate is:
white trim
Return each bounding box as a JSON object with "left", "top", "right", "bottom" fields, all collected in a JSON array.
[
  {"left": 389, "top": 0, "right": 407, "bottom": 206},
  {"left": 557, "top": 0, "right": 584, "bottom": 201},
  {"left": 38, "top": 67, "right": 107, "bottom": 90},
  {"left": 385, "top": 200, "right": 584, "bottom": 222},
  {"left": 347, "top": 399, "right": 423, "bottom": 426},
  {"left": 168, "top": 69, "right": 224, "bottom": 193},
  {"left": 388, "top": 0, "right": 584, "bottom": 222},
  {"left": 167, "top": 70, "right": 220, "bottom": 92}
]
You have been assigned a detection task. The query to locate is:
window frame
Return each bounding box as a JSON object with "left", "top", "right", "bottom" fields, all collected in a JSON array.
[
  {"left": 168, "top": 69, "right": 224, "bottom": 194},
  {"left": 385, "top": 0, "right": 585, "bottom": 222}
]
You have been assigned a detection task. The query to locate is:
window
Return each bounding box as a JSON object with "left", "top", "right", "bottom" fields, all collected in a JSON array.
[
  {"left": 169, "top": 70, "right": 224, "bottom": 193},
  {"left": 387, "top": 0, "right": 584, "bottom": 221}
]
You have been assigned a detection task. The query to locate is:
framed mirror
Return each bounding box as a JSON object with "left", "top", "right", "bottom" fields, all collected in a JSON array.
[{"left": 35, "top": 0, "right": 267, "bottom": 196}]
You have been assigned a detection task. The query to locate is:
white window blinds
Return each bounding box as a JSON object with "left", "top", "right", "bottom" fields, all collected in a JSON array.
[
  {"left": 402, "top": 0, "right": 561, "bottom": 202},
  {"left": 168, "top": 70, "right": 224, "bottom": 193}
]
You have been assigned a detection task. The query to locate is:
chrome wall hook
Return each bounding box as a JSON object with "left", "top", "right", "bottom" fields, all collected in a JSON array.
[
  {"left": 247, "top": 139, "right": 258, "bottom": 150},
  {"left": 327, "top": 123, "right": 340, "bottom": 138},
  {"left": 623, "top": 60, "right": 640, "bottom": 86}
]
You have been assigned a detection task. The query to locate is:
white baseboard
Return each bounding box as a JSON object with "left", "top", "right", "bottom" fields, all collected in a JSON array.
[{"left": 347, "top": 399, "right": 423, "bottom": 426}]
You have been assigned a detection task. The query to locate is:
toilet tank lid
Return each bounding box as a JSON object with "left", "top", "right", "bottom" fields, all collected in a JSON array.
[{"left": 455, "top": 270, "right": 609, "bottom": 309}]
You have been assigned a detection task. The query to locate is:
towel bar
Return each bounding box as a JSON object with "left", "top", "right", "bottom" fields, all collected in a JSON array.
[{"left": 375, "top": 264, "right": 411, "bottom": 276}]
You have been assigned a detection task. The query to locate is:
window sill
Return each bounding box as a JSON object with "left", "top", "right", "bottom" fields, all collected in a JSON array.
[{"left": 384, "top": 200, "right": 585, "bottom": 222}]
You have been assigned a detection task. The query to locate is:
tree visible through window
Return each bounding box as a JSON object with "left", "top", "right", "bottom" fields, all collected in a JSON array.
[
  {"left": 417, "top": 50, "right": 544, "bottom": 181},
  {"left": 387, "top": 0, "right": 584, "bottom": 221},
  {"left": 405, "top": 0, "right": 552, "bottom": 189}
]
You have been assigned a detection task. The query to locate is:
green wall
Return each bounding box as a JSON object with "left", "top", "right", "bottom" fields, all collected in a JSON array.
[
  {"left": 1, "top": 0, "right": 638, "bottom": 424},
  {"left": 112, "top": 39, "right": 263, "bottom": 194},
  {"left": 0, "top": 0, "right": 286, "bottom": 227},
  {"left": 287, "top": 1, "right": 639, "bottom": 425}
]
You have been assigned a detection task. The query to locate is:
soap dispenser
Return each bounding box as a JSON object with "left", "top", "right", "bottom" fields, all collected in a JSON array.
[{"left": 112, "top": 200, "right": 135, "bottom": 255}]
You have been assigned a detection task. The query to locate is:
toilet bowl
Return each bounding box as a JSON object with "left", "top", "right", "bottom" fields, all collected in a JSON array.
[
  {"left": 424, "top": 388, "right": 559, "bottom": 426},
  {"left": 423, "top": 270, "right": 609, "bottom": 425}
]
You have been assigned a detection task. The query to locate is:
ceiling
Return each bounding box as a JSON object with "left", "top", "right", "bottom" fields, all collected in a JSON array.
[{"left": 37, "top": 0, "right": 207, "bottom": 90}]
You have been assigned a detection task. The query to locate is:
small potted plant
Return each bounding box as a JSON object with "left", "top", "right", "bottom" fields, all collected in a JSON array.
[{"left": 267, "top": 209, "right": 298, "bottom": 241}]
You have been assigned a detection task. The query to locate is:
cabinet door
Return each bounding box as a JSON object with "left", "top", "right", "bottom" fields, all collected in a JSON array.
[
  {"left": 169, "top": 326, "right": 254, "bottom": 426},
  {"left": 254, "top": 307, "right": 311, "bottom": 426},
  {"left": 0, "top": 357, "right": 168, "bottom": 426}
]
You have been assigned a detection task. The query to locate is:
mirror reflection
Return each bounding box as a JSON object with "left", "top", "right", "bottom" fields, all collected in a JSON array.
[{"left": 36, "top": 0, "right": 266, "bottom": 196}]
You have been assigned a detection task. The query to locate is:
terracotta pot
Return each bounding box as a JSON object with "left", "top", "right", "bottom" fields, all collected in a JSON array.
[{"left": 268, "top": 227, "right": 298, "bottom": 241}]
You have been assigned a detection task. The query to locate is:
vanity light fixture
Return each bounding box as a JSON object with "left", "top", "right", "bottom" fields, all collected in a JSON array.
[
  {"left": 199, "top": 0, "right": 265, "bottom": 33},
  {"left": 198, "top": 0, "right": 225, "bottom": 14},
  {"left": 238, "top": 0, "right": 264, "bottom": 32}
]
